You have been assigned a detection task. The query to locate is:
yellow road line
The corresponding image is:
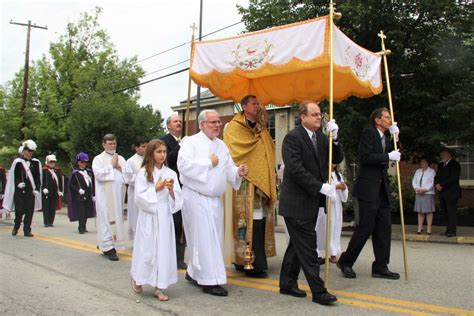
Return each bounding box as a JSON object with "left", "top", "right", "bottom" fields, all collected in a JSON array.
[
  {"left": 226, "top": 277, "right": 434, "bottom": 316},
  {"left": 29, "top": 233, "right": 473, "bottom": 316},
  {"left": 229, "top": 273, "right": 472, "bottom": 315}
]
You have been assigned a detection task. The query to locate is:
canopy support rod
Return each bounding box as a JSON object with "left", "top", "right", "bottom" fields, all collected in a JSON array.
[
  {"left": 378, "top": 30, "right": 409, "bottom": 281},
  {"left": 185, "top": 23, "right": 197, "bottom": 136},
  {"left": 324, "top": 0, "right": 338, "bottom": 288}
]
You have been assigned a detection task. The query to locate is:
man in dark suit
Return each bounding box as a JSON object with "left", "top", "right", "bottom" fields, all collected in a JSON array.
[
  {"left": 279, "top": 100, "right": 342, "bottom": 305},
  {"left": 434, "top": 148, "right": 461, "bottom": 237},
  {"left": 337, "top": 107, "right": 401, "bottom": 280},
  {"left": 160, "top": 113, "right": 187, "bottom": 269}
]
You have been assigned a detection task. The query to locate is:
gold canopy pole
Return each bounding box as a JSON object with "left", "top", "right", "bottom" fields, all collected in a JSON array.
[
  {"left": 185, "top": 23, "right": 197, "bottom": 136},
  {"left": 378, "top": 30, "right": 409, "bottom": 281},
  {"left": 324, "top": 0, "right": 341, "bottom": 287}
]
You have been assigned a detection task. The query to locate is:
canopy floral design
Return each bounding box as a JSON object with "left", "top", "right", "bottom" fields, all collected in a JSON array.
[{"left": 190, "top": 16, "right": 382, "bottom": 105}]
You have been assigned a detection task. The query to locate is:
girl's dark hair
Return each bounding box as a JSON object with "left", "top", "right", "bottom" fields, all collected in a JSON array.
[{"left": 142, "top": 139, "right": 167, "bottom": 182}]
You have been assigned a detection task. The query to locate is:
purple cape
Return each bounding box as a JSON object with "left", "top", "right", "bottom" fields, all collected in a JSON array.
[{"left": 67, "top": 169, "right": 96, "bottom": 222}]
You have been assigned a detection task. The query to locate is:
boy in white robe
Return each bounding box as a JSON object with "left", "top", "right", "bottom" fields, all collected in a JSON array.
[
  {"left": 125, "top": 138, "right": 148, "bottom": 240},
  {"left": 178, "top": 109, "right": 248, "bottom": 297},
  {"left": 93, "top": 134, "right": 133, "bottom": 261},
  {"left": 131, "top": 139, "right": 183, "bottom": 301},
  {"left": 315, "top": 165, "right": 348, "bottom": 263}
]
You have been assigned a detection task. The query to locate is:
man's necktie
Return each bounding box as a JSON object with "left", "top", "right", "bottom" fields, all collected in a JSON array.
[
  {"left": 381, "top": 135, "right": 386, "bottom": 152},
  {"left": 311, "top": 133, "right": 318, "bottom": 155},
  {"left": 419, "top": 170, "right": 424, "bottom": 187}
]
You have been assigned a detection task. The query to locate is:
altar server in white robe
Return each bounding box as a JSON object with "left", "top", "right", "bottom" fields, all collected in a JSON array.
[
  {"left": 125, "top": 137, "right": 149, "bottom": 240},
  {"left": 93, "top": 134, "right": 133, "bottom": 261},
  {"left": 131, "top": 139, "right": 183, "bottom": 301},
  {"left": 178, "top": 109, "right": 248, "bottom": 297},
  {"left": 315, "top": 165, "right": 348, "bottom": 263}
]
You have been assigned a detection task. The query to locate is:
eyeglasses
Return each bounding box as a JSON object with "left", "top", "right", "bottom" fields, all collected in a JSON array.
[
  {"left": 308, "top": 112, "right": 323, "bottom": 118},
  {"left": 205, "top": 120, "right": 222, "bottom": 126}
]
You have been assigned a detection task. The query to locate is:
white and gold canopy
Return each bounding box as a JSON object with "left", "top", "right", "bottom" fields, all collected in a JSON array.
[{"left": 190, "top": 16, "right": 382, "bottom": 105}]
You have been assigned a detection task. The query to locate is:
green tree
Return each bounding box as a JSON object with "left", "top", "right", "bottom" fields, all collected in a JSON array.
[
  {"left": 0, "top": 7, "right": 164, "bottom": 168},
  {"left": 238, "top": 0, "right": 473, "bottom": 168}
]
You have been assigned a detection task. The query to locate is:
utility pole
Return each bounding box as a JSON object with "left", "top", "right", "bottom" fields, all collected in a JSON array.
[
  {"left": 195, "top": 0, "right": 203, "bottom": 133},
  {"left": 10, "top": 20, "right": 47, "bottom": 140}
]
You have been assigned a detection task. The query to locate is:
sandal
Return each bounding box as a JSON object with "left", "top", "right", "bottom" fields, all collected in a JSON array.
[
  {"left": 154, "top": 288, "right": 169, "bottom": 301},
  {"left": 131, "top": 278, "right": 142, "bottom": 294}
]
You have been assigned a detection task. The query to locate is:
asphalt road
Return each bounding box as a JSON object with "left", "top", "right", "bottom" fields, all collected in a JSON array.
[{"left": 1, "top": 212, "right": 473, "bottom": 315}]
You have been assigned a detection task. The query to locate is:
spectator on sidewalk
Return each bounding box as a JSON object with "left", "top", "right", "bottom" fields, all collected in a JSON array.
[
  {"left": 412, "top": 157, "right": 436, "bottom": 235},
  {"left": 434, "top": 148, "right": 461, "bottom": 238}
]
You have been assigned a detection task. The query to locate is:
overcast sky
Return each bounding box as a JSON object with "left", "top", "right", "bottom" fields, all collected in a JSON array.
[{"left": 1, "top": 0, "right": 248, "bottom": 120}]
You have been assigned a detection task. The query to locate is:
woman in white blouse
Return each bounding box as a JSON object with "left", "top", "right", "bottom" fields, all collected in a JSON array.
[{"left": 411, "top": 158, "right": 436, "bottom": 234}]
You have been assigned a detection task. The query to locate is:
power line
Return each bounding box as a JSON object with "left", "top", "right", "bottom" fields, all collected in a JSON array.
[
  {"left": 143, "top": 59, "right": 190, "bottom": 78},
  {"left": 113, "top": 67, "right": 189, "bottom": 94},
  {"left": 112, "top": 21, "right": 245, "bottom": 93},
  {"left": 134, "top": 20, "right": 243, "bottom": 65}
]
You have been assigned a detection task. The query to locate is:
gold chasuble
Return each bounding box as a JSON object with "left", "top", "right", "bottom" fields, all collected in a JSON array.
[{"left": 224, "top": 112, "right": 277, "bottom": 266}]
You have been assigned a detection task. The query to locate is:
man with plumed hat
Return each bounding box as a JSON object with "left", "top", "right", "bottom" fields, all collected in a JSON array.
[
  {"left": 68, "top": 152, "right": 96, "bottom": 234},
  {"left": 41, "top": 154, "right": 63, "bottom": 227},
  {"left": 3, "top": 140, "right": 42, "bottom": 237}
]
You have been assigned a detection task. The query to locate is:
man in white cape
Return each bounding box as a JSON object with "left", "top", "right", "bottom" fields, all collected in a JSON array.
[
  {"left": 178, "top": 109, "right": 248, "bottom": 297},
  {"left": 125, "top": 137, "right": 148, "bottom": 240},
  {"left": 3, "top": 140, "right": 42, "bottom": 237},
  {"left": 93, "top": 134, "right": 133, "bottom": 261}
]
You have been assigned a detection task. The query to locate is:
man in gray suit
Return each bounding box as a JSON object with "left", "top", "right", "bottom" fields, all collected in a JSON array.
[{"left": 278, "top": 100, "right": 343, "bottom": 305}]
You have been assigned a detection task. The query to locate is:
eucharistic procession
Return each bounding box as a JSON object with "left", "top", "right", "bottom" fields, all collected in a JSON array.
[{"left": 1, "top": 0, "right": 472, "bottom": 315}]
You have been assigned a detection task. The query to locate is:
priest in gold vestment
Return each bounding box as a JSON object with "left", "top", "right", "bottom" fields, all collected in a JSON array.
[{"left": 224, "top": 95, "right": 277, "bottom": 278}]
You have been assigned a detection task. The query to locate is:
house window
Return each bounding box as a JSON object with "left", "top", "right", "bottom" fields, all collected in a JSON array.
[
  {"left": 267, "top": 111, "right": 275, "bottom": 141},
  {"left": 458, "top": 145, "right": 473, "bottom": 185}
]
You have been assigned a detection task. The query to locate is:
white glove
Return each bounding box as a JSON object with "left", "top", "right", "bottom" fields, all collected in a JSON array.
[
  {"left": 92, "top": 196, "right": 96, "bottom": 202},
  {"left": 389, "top": 122, "right": 399, "bottom": 141},
  {"left": 17, "top": 182, "right": 26, "bottom": 189},
  {"left": 43, "top": 188, "right": 49, "bottom": 195},
  {"left": 388, "top": 150, "right": 401, "bottom": 161},
  {"left": 79, "top": 189, "right": 85, "bottom": 195},
  {"left": 325, "top": 119, "right": 339, "bottom": 140},
  {"left": 33, "top": 190, "right": 39, "bottom": 197},
  {"left": 320, "top": 183, "right": 337, "bottom": 199},
  {"left": 58, "top": 192, "right": 63, "bottom": 197}
]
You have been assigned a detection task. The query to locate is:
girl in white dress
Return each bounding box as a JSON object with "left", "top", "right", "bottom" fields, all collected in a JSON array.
[{"left": 131, "top": 139, "right": 183, "bottom": 301}]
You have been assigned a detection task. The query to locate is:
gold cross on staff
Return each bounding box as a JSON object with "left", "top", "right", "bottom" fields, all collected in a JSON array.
[
  {"left": 190, "top": 22, "right": 197, "bottom": 37},
  {"left": 378, "top": 30, "right": 386, "bottom": 40},
  {"left": 377, "top": 30, "right": 391, "bottom": 56}
]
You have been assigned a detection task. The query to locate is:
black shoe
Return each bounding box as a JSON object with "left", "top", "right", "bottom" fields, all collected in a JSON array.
[
  {"left": 445, "top": 232, "right": 456, "bottom": 237},
  {"left": 79, "top": 230, "right": 85, "bottom": 234},
  {"left": 372, "top": 269, "right": 400, "bottom": 280},
  {"left": 202, "top": 285, "right": 228, "bottom": 296},
  {"left": 185, "top": 272, "right": 199, "bottom": 286},
  {"left": 245, "top": 270, "right": 268, "bottom": 278},
  {"left": 312, "top": 292, "right": 337, "bottom": 305},
  {"left": 12, "top": 228, "right": 18, "bottom": 236},
  {"left": 317, "top": 257, "right": 325, "bottom": 265},
  {"left": 279, "top": 287, "right": 307, "bottom": 298},
  {"left": 336, "top": 262, "right": 356, "bottom": 278},
  {"left": 103, "top": 248, "right": 119, "bottom": 261},
  {"left": 177, "top": 261, "right": 187, "bottom": 270},
  {"left": 24, "top": 232, "right": 34, "bottom": 237}
]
